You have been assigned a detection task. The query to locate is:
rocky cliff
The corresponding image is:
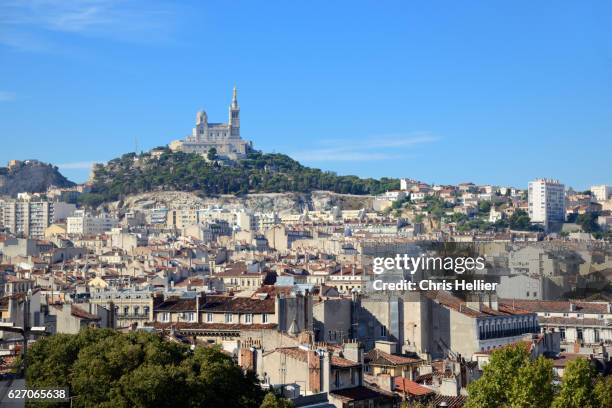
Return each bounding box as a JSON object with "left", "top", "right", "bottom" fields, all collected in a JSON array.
[
  {"left": 108, "top": 190, "right": 374, "bottom": 214},
  {"left": 0, "top": 160, "right": 74, "bottom": 196}
]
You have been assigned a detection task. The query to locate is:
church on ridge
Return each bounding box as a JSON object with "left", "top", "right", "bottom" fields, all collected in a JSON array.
[{"left": 169, "top": 86, "right": 252, "bottom": 160}]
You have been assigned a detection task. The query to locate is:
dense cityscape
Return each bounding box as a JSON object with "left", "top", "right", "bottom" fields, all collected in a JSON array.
[{"left": 0, "top": 90, "right": 610, "bottom": 407}]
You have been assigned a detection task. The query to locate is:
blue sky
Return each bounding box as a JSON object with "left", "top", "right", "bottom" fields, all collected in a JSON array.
[{"left": 1, "top": 1, "right": 610, "bottom": 190}]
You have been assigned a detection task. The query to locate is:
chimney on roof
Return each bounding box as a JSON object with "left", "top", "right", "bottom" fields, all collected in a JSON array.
[
  {"left": 488, "top": 293, "right": 499, "bottom": 311},
  {"left": 466, "top": 294, "right": 482, "bottom": 312}
]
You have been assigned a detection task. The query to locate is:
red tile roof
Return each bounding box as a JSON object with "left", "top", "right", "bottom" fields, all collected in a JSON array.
[{"left": 393, "top": 377, "right": 433, "bottom": 396}]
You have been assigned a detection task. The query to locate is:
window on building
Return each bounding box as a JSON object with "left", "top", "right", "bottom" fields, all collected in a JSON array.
[
  {"left": 380, "top": 325, "right": 387, "bottom": 337},
  {"left": 134, "top": 306, "right": 139, "bottom": 316},
  {"left": 225, "top": 313, "right": 233, "bottom": 323},
  {"left": 207, "top": 313, "right": 213, "bottom": 323},
  {"left": 144, "top": 306, "right": 150, "bottom": 316},
  {"left": 160, "top": 312, "right": 170, "bottom": 322},
  {"left": 124, "top": 306, "right": 129, "bottom": 316},
  {"left": 245, "top": 313, "right": 253, "bottom": 324},
  {"left": 262, "top": 314, "right": 269, "bottom": 323},
  {"left": 577, "top": 328, "right": 583, "bottom": 341}
]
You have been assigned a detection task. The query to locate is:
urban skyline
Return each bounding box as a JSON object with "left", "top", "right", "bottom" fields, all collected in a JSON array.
[{"left": 1, "top": 1, "right": 611, "bottom": 189}]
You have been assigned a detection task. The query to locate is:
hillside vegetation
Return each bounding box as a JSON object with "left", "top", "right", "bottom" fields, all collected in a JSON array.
[{"left": 80, "top": 149, "right": 399, "bottom": 207}]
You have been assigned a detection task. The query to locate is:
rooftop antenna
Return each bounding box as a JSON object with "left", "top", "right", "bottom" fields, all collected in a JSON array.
[{"left": 134, "top": 136, "right": 139, "bottom": 154}]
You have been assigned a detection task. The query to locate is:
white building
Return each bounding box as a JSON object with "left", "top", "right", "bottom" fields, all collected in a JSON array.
[
  {"left": 0, "top": 195, "right": 76, "bottom": 239},
  {"left": 400, "top": 178, "right": 418, "bottom": 191},
  {"left": 67, "top": 211, "right": 118, "bottom": 235},
  {"left": 169, "top": 87, "right": 252, "bottom": 160},
  {"left": 528, "top": 179, "right": 565, "bottom": 227},
  {"left": 590, "top": 185, "right": 611, "bottom": 202}
]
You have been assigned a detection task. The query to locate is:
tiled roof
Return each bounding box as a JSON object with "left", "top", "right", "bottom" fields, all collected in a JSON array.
[
  {"left": 432, "top": 395, "right": 466, "bottom": 408},
  {"left": 71, "top": 305, "right": 101, "bottom": 321},
  {"left": 393, "top": 377, "right": 433, "bottom": 396},
  {"left": 154, "top": 294, "right": 275, "bottom": 314},
  {"left": 364, "top": 349, "right": 421, "bottom": 366},
  {"left": 551, "top": 353, "right": 587, "bottom": 368},
  {"left": 426, "top": 291, "right": 533, "bottom": 318},
  {"left": 331, "top": 355, "right": 360, "bottom": 368},
  {"left": 150, "top": 322, "right": 277, "bottom": 331},
  {"left": 330, "top": 385, "right": 394, "bottom": 402},
  {"left": 500, "top": 299, "right": 610, "bottom": 314}
]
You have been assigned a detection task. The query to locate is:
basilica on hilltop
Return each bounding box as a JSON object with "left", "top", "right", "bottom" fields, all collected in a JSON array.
[{"left": 169, "top": 87, "right": 252, "bottom": 160}]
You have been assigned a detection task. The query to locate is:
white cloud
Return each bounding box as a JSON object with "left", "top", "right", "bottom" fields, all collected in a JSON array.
[
  {"left": 290, "top": 134, "right": 438, "bottom": 162},
  {"left": 0, "top": 91, "right": 16, "bottom": 102},
  {"left": 57, "top": 161, "right": 96, "bottom": 170},
  {"left": 0, "top": 0, "right": 177, "bottom": 50}
]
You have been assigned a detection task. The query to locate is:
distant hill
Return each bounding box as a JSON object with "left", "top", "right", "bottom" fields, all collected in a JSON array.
[
  {"left": 80, "top": 149, "right": 399, "bottom": 207},
  {"left": 0, "top": 160, "right": 75, "bottom": 196}
]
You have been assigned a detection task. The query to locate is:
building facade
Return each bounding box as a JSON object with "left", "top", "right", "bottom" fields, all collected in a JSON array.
[{"left": 528, "top": 179, "right": 565, "bottom": 228}]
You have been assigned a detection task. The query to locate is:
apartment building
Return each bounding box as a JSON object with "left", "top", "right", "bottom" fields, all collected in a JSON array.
[
  {"left": 528, "top": 179, "right": 565, "bottom": 228},
  {"left": 0, "top": 195, "right": 76, "bottom": 239},
  {"left": 67, "top": 210, "right": 118, "bottom": 235}
]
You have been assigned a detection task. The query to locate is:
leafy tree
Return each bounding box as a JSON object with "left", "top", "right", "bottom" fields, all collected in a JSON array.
[
  {"left": 478, "top": 200, "right": 492, "bottom": 214},
  {"left": 466, "top": 344, "right": 530, "bottom": 408},
  {"left": 207, "top": 147, "right": 218, "bottom": 161},
  {"left": 509, "top": 209, "right": 531, "bottom": 231},
  {"left": 259, "top": 392, "right": 293, "bottom": 408},
  {"left": 593, "top": 375, "right": 612, "bottom": 408},
  {"left": 25, "top": 328, "right": 265, "bottom": 408},
  {"left": 576, "top": 212, "right": 600, "bottom": 233},
  {"left": 507, "top": 356, "right": 554, "bottom": 408},
  {"left": 552, "top": 358, "right": 597, "bottom": 408}
]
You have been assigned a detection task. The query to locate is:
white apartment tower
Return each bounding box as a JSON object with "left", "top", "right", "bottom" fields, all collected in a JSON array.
[
  {"left": 528, "top": 179, "right": 565, "bottom": 227},
  {"left": 0, "top": 194, "right": 76, "bottom": 239}
]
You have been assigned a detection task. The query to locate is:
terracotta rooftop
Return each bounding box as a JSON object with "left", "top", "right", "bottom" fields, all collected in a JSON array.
[
  {"left": 393, "top": 377, "right": 433, "bottom": 396},
  {"left": 365, "top": 349, "right": 421, "bottom": 366}
]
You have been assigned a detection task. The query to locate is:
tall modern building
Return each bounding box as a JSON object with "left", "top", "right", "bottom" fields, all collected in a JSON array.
[
  {"left": 169, "top": 87, "right": 252, "bottom": 160},
  {"left": 0, "top": 194, "right": 76, "bottom": 239},
  {"left": 528, "top": 179, "right": 565, "bottom": 228}
]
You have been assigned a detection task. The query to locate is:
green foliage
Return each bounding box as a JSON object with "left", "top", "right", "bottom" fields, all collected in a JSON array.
[
  {"left": 25, "top": 328, "right": 265, "bottom": 408},
  {"left": 78, "top": 150, "right": 400, "bottom": 206},
  {"left": 593, "top": 375, "right": 612, "bottom": 408},
  {"left": 466, "top": 343, "right": 531, "bottom": 408},
  {"left": 207, "top": 147, "right": 218, "bottom": 161},
  {"left": 423, "top": 195, "right": 453, "bottom": 220},
  {"left": 507, "top": 356, "right": 554, "bottom": 408},
  {"left": 509, "top": 209, "right": 532, "bottom": 231},
  {"left": 576, "top": 212, "right": 600, "bottom": 233},
  {"left": 259, "top": 392, "right": 293, "bottom": 408},
  {"left": 478, "top": 200, "right": 492, "bottom": 214},
  {"left": 467, "top": 346, "right": 611, "bottom": 408},
  {"left": 552, "top": 358, "right": 597, "bottom": 408}
]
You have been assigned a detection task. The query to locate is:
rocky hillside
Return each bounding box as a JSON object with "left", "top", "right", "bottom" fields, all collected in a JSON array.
[
  {"left": 107, "top": 190, "right": 375, "bottom": 215},
  {"left": 0, "top": 160, "right": 74, "bottom": 196}
]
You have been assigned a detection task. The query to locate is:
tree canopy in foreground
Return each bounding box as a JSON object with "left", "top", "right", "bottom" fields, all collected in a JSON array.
[
  {"left": 466, "top": 343, "right": 611, "bottom": 408},
  {"left": 24, "top": 329, "right": 265, "bottom": 408}
]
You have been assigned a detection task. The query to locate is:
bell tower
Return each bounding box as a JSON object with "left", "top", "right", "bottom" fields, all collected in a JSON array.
[{"left": 229, "top": 86, "right": 240, "bottom": 138}]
